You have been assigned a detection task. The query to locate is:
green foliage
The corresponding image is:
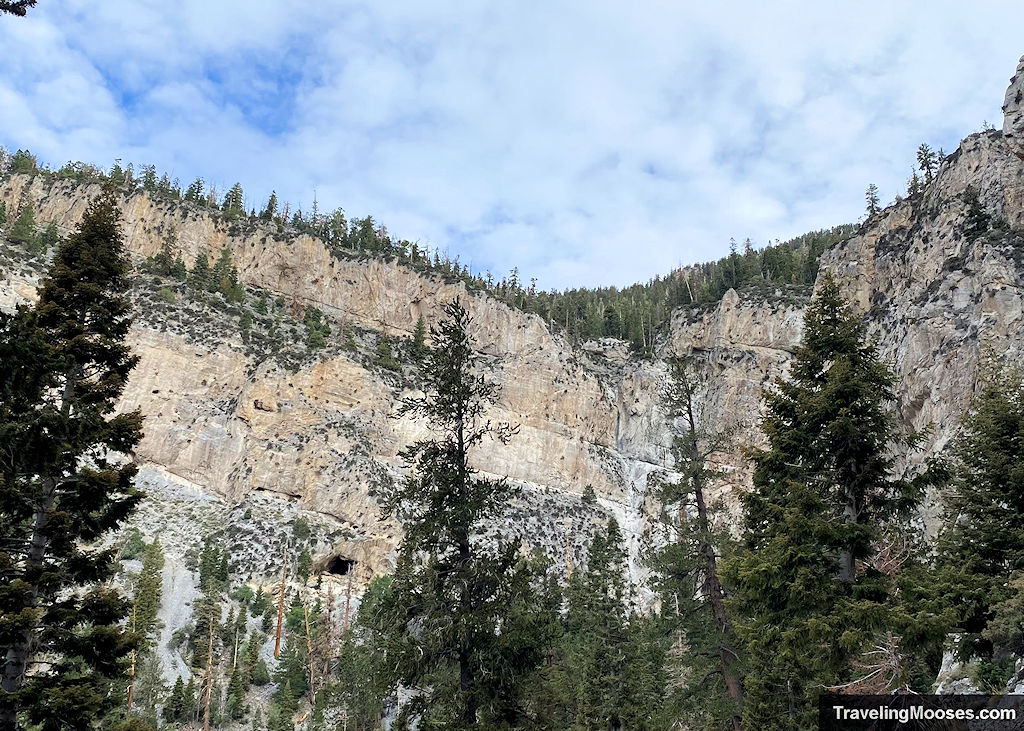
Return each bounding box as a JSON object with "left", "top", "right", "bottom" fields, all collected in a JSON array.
[
  {"left": 0, "top": 200, "right": 6, "bottom": 226},
  {"left": 411, "top": 314, "right": 428, "bottom": 361},
  {"left": 134, "top": 538, "right": 164, "bottom": 643},
  {"left": 121, "top": 527, "right": 147, "bottom": 560},
  {"left": 375, "top": 335, "right": 401, "bottom": 371},
  {"left": 157, "top": 287, "right": 176, "bottom": 304},
  {"left": 190, "top": 252, "right": 212, "bottom": 291},
  {"left": 866, "top": 183, "right": 880, "bottom": 216},
  {"left": 652, "top": 359, "right": 743, "bottom": 729},
  {"left": 961, "top": 185, "right": 994, "bottom": 242},
  {"left": 184, "top": 177, "right": 205, "bottom": 205},
  {"left": 163, "top": 676, "right": 188, "bottom": 723},
  {"left": 8, "top": 203, "right": 36, "bottom": 246},
  {"left": 251, "top": 658, "right": 271, "bottom": 686},
  {"left": 936, "top": 362, "right": 1024, "bottom": 660},
  {"left": 0, "top": 187, "right": 144, "bottom": 729},
  {"left": 378, "top": 298, "right": 541, "bottom": 727},
  {"left": 297, "top": 549, "right": 313, "bottom": 584},
  {"left": 130, "top": 650, "right": 166, "bottom": 728},
  {"left": 722, "top": 275, "right": 935, "bottom": 729},
  {"left": 38, "top": 221, "right": 60, "bottom": 251},
  {"left": 917, "top": 143, "right": 938, "bottom": 183},
  {"left": 261, "top": 191, "right": 278, "bottom": 222},
  {"left": 303, "top": 307, "right": 331, "bottom": 349},
  {"left": 222, "top": 182, "right": 245, "bottom": 219},
  {"left": 292, "top": 516, "right": 311, "bottom": 543},
  {"left": 10, "top": 148, "right": 37, "bottom": 173}
]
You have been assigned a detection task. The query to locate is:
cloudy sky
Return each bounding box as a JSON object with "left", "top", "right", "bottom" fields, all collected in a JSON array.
[{"left": 1, "top": 2, "right": 1022, "bottom": 289}]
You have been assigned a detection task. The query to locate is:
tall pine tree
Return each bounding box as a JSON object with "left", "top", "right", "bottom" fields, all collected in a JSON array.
[
  {"left": 723, "top": 274, "right": 926, "bottom": 729},
  {"left": 379, "top": 298, "right": 541, "bottom": 728},
  {"left": 936, "top": 361, "right": 1024, "bottom": 661},
  {"left": 654, "top": 359, "right": 743, "bottom": 730},
  {"left": 0, "top": 187, "right": 144, "bottom": 729}
]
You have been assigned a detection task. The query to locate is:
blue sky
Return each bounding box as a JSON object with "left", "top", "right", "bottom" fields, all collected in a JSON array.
[{"left": 1, "top": 2, "right": 1022, "bottom": 289}]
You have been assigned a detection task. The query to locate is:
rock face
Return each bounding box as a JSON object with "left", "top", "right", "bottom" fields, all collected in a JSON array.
[
  {"left": 3, "top": 125, "right": 1024, "bottom": 605},
  {"left": 1003, "top": 54, "right": 1024, "bottom": 161}
]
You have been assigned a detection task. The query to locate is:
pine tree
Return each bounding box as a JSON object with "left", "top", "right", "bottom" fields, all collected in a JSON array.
[
  {"left": 917, "top": 143, "right": 937, "bottom": 183},
  {"left": 654, "top": 359, "right": 743, "bottom": 729},
  {"left": 411, "top": 315, "right": 428, "bottom": 361},
  {"left": 865, "top": 183, "right": 880, "bottom": 216},
  {"left": 184, "top": 178, "right": 204, "bottom": 204},
  {"left": 0, "top": 1, "right": 38, "bottom": 18},
  {"left": 222, "top": 182, "right": 245, "bottom": 219},
  {"left": 565, "top": 518, "right": 633, "bottom": 728},
  {"left": 8, "top": 203, "right": 36, "bottom": 245},
  {"left": 163, "top": 676, "right": 187, "bottom": 723},
  {"left": 211, "top": 247, "right": 234, "bottom": 295},
  {"left": 0, "top": 187, "right": 144, "bottom": 729},
  {"left": 190, "top": 252, "right": 212, "bottom": 291},
  {"left": 375, "top": 336, "right": 400, "bottom": 371},
  {"left": 134, "top": 538, "right": 164, "bottom": 642},
  {"left": 936, "top": 362, "right": 1024, "bottom": 660},
  {"left": 722, "top": 274, "right": 928, "bottom": 729},
  {"left": 261, "top": 192, "right": 278, "bottom": 222},
  {"left": 0, "top": 201, "right": 7, "bottom": 227},
  {"left": 379, "top": 298, "right": 540, "bottom": 727},
  {"left": 907, "top": 168, "right": 922, "bottom": 197}
]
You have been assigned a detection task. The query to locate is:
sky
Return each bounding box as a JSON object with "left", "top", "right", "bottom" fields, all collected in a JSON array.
[{"left": 1, "top": 2, "right": 1022, "bottom": 290}]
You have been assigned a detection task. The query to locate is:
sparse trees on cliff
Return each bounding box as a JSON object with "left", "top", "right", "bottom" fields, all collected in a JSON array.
[{"left": 0, "top": 187, "right": 144, "bottom": 729}]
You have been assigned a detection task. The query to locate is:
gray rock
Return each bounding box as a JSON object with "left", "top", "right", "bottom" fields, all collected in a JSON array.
[{"left": 1002, "top": 55, "right": 1024, "bottom": 160}]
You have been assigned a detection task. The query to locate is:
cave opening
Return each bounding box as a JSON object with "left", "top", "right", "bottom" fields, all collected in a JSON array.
[{"left": 326, "top": 556, "right": 356, "bottom": 576}]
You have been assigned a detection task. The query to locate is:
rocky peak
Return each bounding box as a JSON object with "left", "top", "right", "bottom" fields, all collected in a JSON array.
[{"left": 1003, "top": 54, "right": 1024, "bottom": 160}]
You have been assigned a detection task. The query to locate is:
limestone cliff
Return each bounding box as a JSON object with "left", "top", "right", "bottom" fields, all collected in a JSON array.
[{"left": 2, "top": 111, "right": 1024, "bottom": 615}]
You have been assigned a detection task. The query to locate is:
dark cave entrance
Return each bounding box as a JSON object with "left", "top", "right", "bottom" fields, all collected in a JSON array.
[{"left": 326, "top": 556, "right": 355, "bottom": 576}]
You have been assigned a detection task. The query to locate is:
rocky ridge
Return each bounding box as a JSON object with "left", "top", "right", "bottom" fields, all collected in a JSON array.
[{"left": 2, "top": 88, "right": 1024, "bottom": 666}]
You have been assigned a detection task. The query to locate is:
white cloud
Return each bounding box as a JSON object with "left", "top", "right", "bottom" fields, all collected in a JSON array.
[{"left": 1, "top": 2, "right": 1022, "bottom": 288}]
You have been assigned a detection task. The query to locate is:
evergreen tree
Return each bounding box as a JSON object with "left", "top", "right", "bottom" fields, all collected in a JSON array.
[
  {"left": 379, "top": 298, "right": 540, "bottom": 727},
  {"left": 865, "top": 183, "right": 880, "bottom": 216},
  {"left": 375, "top": 336, "right": 400, "bottom": 371},
  {"left": 211, "top": 247, "right": 235, "bottom": 295},
  {"left": 8, "top": 204, "right": 36, "bottom": 246},
  {"left": 222, "top": 182, "right": 245, "bottom": 219},
  {"left": 411, "top": 315, "right": 428, "bottom": 361},
  {"left": 907, "top": 168, "right": 922, "bottom": 197},
  {"left": 184, "top": 177, "right": 204, "bottom": 204},
  {"left": 134, "top": 538, "right": 164, "bottom": 642},
  {"left": 564, "top": 518, "right": 634, "bottom": 729},
  {"left": 261, "top": 191, "right": 278, "bottom": 221},
  {"left": 936, "top": 362, "right": 1024, "bottom": 660},
  {"left": 130, "top": 649, "right": 166, "bottom": 727},
  {"left": 150, "top": 228, "right": 178, "bottom": 277},
  {"left": 917, "top": 143, "right": 937, "bottom": 183},
  {"left": 654, "top": 359, "right": 743, "bottom": 729},
  {"left": 190, "top": 252, "right": 212, "bottom": 291},
  {"left": 0, "top": 201, "right": 7, "bottom": 227},
  {"left": 722, "top": 274, "right": 929, "bottom": 729},
  {"left": 0, "top": 187, "right": 144, "bottom": 729},
  {"left": 9, "top": 149, "right": 36, "bottom": 174},
  {"left": 163, "top": 676, "right": 187, "bottom": 723}
]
